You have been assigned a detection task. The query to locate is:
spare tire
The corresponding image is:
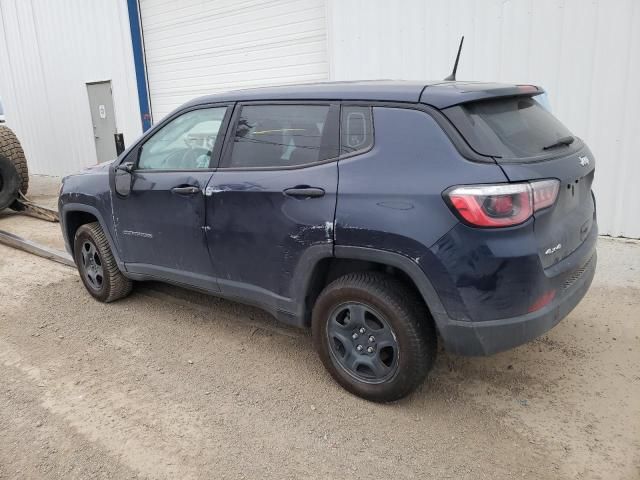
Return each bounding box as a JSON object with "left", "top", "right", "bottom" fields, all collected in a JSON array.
[
  {"left": 0, "top": 154, "right": 20, "bottom": 211},
  {"left": 0, "top": 125, "right": 29, "bottom": 209}
]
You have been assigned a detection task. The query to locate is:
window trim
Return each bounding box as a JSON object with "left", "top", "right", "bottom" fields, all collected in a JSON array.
[
  {"left": 128, "top": 102, "right": 234, "bottom": 173},
  {"left": 217, "top": 101, "right": 341, "bottom": 171},
  {"left": 114, "top": 97, "right": 502, "bottom": 175}
]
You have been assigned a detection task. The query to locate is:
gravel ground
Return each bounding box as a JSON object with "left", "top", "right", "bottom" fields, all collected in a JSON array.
[{"left": 0, "top": 177, "right": 638, "bottom": 479}]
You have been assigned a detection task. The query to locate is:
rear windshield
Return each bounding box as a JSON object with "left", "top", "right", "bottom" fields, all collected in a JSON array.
[{"left": 443, "top": 96, "right": 576, "bottom": 160}]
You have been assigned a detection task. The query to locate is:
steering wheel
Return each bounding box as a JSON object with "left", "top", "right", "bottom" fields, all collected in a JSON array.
[
  {"left": 160, "top": 148, "right": 188, "bottom": 169},
  {"left": 161, "top": 146, "right": 210, "bottom": 169}
]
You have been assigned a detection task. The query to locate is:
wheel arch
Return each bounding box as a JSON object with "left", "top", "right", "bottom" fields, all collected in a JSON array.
[
  {"left": 297, "top": 245, "right": 449, "bottom": 332},
  {"left": 61, "top": 203, "right": 125, "bottom": 271}
]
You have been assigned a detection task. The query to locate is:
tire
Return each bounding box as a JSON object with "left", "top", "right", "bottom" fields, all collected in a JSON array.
[
  {"left": 312, "top": 272, "right": 437, "bottom": 402},
  {"left": 73, "top": 222, "right": 132, "bottom": 303},
  {"left": 0, "top": 126, "right": 29, "bottom": 210},
  {"left": 0, "top": 154, "right": 20, "bottom": 211}
]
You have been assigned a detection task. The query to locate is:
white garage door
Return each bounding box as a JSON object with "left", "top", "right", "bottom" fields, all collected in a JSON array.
[{"left": 139, "top": 0, "right": 329, "bottom": 121}]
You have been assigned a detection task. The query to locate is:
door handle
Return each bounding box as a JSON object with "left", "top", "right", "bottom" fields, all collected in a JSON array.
[
  {"left": 171, "top": 186, "right": 200, "bottom": 195},
  {"left": 283, "top": 186, "right": 325, "bottom": 198}
]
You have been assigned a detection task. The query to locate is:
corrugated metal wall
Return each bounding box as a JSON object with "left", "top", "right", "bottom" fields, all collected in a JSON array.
[
  {"left": 1, "top": 0, "right": 638, "bottom": 237},
  {"left": 327, "top": 0, "right": 640, "bottom": 238},
  {"left": 0, "top": 0, "right": 142, "bottom": 177},
  {"left": 139, "top": 0, "right": 329, "bottom": 120}
]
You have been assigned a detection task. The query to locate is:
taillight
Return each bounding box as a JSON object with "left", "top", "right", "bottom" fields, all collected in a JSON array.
[
  {"left": 445, "top": 179, "right": 559, "bottom": 228},
  {"left": 531, "top": 179, "right": 559, "bottom": 210}
]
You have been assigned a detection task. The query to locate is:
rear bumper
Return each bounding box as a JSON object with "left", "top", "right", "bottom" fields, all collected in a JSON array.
[{"left": 437, "top": 249, "right": 596, "bottom": 356}]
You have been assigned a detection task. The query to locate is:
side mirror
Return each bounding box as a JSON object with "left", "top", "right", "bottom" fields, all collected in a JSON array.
[
  {"left": 116, "top": 161, "right": 134, "bottom": 173},
  {"left": 114, "top": 162, "right": 134, "bottom": 196}
]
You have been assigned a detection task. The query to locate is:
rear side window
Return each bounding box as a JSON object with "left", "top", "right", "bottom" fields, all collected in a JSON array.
[
  {"left": 340, "top": 106, "right": 373, "bottom": 155},
  {"left": 443, "top": 96, "right": 575, "bottom": 160},
  {"left": 224, "top": 105, "right": 337, "bottom": 168}
]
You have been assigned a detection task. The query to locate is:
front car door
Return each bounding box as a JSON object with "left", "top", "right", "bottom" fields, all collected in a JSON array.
[
  {"left": 112, "top": 104, "right": 231, "bottom": 289},
  {"left": 205, "top": 103, "right": 340, "bottom": 320}
]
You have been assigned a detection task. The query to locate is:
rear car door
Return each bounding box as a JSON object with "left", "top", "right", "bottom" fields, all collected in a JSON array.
[
  {"left": 112, "top": 105, "right": 231, "bottom": 287},
  {"left": 204, "top": 103, "right": 339, "bottom": 316}
]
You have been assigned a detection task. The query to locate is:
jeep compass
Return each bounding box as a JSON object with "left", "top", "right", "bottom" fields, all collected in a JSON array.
[{"left": 59, "top": 81, "right": 597, "bottom": 402}]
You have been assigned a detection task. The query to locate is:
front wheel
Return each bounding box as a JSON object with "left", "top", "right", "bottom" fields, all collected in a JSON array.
[
  {"left": 312, "top": 272, "right": 436, "bottom": 402},
  {"left": 74, "top": 222, "right": 132, "bottom": 303}
]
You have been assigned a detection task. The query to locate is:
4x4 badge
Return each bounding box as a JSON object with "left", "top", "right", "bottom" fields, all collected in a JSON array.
[
  {"left": 579, "top": 156, "right": 590, "bottom": 167},
  {"left": 545, "top": 243, "right": 562, "bottom": 255}
]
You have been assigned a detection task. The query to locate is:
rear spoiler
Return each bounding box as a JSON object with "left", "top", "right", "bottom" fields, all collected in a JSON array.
[{"left": 420, "top": 83, "right": 544, "bottom": 109}]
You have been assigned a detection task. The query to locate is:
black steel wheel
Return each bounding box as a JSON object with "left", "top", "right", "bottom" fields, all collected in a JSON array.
[
  {"left": 327, "top": 302, "right": 399, "bottom": 384},
  {"left": 74, "top": 222, "right": 132, "bottom": 303},
  {"left": 79, "top": 239, "right": 105, "bottom": 291},
  {"left": 313, "top": 271, "right": 437, "bottom": 402}
]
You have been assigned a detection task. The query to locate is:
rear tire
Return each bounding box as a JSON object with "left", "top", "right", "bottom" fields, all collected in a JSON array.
[
  {"left": 312, "top": 272, "right": 436, "bottom": 402},
  {"left": 0, "top": 125, "right": 29, "bottom": 210},
  {"left": 74, "top": 222, "right": 132, "bottom": 303}
]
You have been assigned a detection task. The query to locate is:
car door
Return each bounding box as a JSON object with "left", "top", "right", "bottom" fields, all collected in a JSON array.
[
  {"left": 112, "top": 104, "right": 231, "bottom": 289},
  {"left": 204, "top": 103, "right": 339, "bottom": 315}
]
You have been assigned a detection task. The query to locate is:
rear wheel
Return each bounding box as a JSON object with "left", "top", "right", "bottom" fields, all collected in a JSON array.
[
  {"left": 312, "top": 272, "right": 436, "bottom": 402},
  {"left": 73, "top": 222, "right": 132, "bottom": 302}
]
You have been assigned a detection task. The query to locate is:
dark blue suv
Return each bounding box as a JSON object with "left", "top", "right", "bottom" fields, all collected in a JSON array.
[{"left": 59, "top": 81, "right": 597, "bottom": 402}]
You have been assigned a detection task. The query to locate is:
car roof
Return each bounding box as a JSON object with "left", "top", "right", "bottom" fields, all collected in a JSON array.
[{"left": 184, "top": 80, "right": 541, "bottom": 110}]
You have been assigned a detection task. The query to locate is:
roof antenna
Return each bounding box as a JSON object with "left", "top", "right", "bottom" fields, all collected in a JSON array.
[{"left": 444, "top": 36, "right": 464, "bottom": 81}]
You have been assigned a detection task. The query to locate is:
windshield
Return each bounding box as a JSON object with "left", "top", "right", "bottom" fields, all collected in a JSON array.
[{"left": 443, "top": 96, "right": 576, "bottom": 160}]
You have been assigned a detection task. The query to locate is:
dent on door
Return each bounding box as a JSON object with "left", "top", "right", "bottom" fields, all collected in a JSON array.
[{"left": 204, "top": 163, "right": 338, "bottom": 307}]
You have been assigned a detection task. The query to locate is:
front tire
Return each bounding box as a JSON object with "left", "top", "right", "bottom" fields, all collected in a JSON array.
[
  {"left": 312, "top": 272, "right": 436, "bottom": 402},
  {"left": 74, "top": 222, "right": 132, "bottom": 302}
]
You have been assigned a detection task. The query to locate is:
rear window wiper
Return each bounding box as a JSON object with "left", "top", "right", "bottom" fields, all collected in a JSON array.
[{"left": 543, "top": 136, "right": 574, "bottom": 150}]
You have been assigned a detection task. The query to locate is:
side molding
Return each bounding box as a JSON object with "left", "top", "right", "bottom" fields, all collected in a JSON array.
[{"left": 287, "top": 243, "right": 335, "bottom": 321}]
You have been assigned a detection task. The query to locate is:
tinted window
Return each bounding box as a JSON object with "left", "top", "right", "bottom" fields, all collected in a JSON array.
[
  {"left": 225, "top": 105, "right": 335, "bottom": 168},
  {"left": 340, "top": 106, "right": 373, "bottom": 155},
  {"left": 443, "top": 96, "right": 575, "bottom": 160},
  {"left": 138, "top": 107, "right": 227, "bottom": 170}
]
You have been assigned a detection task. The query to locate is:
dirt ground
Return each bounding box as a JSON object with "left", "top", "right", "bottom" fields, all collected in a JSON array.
[{"left": 0, "top": 176, "right": 638, "bottom": 479}]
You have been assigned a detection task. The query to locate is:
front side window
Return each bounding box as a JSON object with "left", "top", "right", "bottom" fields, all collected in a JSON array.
[
  {"left": 224, "top": 105, "right": 336, "bottom": 168},
  {"left": 138, "top": 107, "right": 227, "bottom": 170},
  {"left": 340, "top": 106, "right": 373, "bottom": 155}
]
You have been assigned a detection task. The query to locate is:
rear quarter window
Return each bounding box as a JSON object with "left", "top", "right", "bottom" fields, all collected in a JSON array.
[
  {"left": 443, "top": 96, "right": 578, "bottom": 161},
  {"left": 340, "top": 106, "right": 373, "bottom": 155}
]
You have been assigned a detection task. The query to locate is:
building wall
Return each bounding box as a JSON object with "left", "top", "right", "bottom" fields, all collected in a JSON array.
[
  {"left": 327, "top": 0, "right": 640, "bottom": 238},
  {"left": 0, "top": 0, "right": 638, "bottom": 237},
  {"left": 0, "top": 0, "right": 142, "bottom": 177},
  {"left": 139, "top": 0, "right": 329, "bottom": 121}
]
